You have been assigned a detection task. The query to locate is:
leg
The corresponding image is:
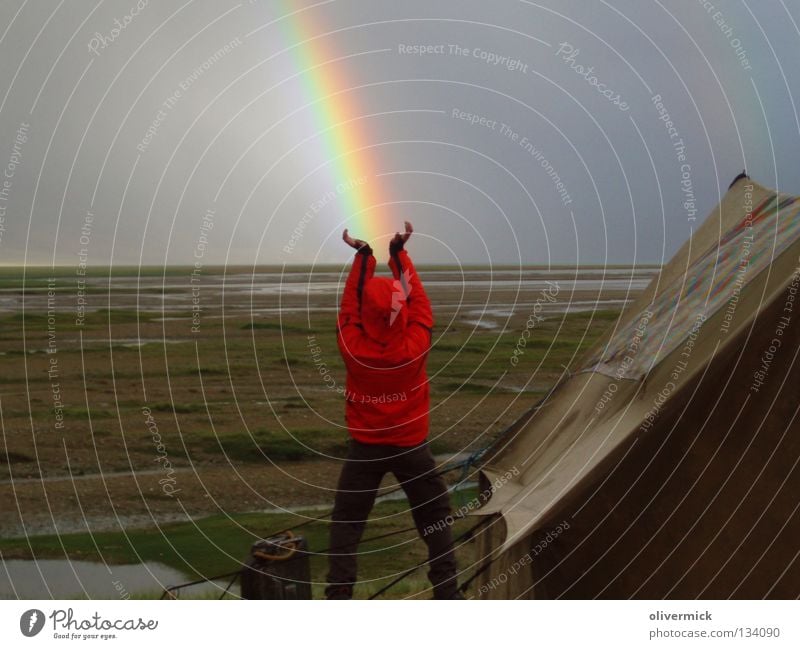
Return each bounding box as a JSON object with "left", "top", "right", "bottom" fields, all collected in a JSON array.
[
  {"left": 325, "top": 440, "right": 385, "bottom": 598},
  {"left": 393, "top": 444, "right": 459, "bottom": 599}
]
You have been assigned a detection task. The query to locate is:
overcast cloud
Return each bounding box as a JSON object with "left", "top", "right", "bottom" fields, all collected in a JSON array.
[{"left": 0, "top": 0, "right": 798, "bottom": 267}]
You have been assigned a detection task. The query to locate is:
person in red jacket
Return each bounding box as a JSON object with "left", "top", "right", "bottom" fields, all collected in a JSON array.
[{"left": 325, "top": 222, "right": 458, "bottom": 600}]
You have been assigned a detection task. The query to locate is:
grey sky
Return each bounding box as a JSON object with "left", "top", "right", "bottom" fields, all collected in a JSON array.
[{"left": 0, "top": 0, "right": 798, "bottom": 267}]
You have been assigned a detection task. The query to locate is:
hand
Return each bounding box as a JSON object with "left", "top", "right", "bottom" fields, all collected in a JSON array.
[
  {"left": 389, "top": 221, "right": 413, "bottom": 254},
  {"left": 342, "top": 228, "right": 370, "bottom": 253}
]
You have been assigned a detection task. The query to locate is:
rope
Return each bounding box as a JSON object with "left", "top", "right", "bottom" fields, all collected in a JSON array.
[
  {"left": 160, "top": 569, "right": 242, "bottom": 599},
  {"left": 317, "top": 524, "right": 419, "bottom": 555},
  {"left": 157, "top": 392, "right": 556, "bottom": 599},
  {"left": 157, "top": 459, "right": 478, "bottom": 598},
  {"left": 367, "top": 515, "right": 491, "bottom": 599},
  {"left": 218, "top": 571, "right": 241, "bottom": 599},
  {"left": 456, "top": 541, "right": 501, "bottom": 596},
  {"left": 363, "top": 381, "right": 575, "bottom": 599},
  {"left": 256, "top": 452, "right": 481, "bottom": 540},
  {"left": 159, "top": 463, "right": 485, "bottom": 597},
  {"left": 257, "top": 391, "right": 546, "bottom": 542},
  {"left": 451, "top": 446, "right": 485, "bottom": 508}
]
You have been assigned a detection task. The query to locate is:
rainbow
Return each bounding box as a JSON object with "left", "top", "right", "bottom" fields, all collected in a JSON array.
[{"left": 270, "top": 3, "right": 392, "bottom": 253}]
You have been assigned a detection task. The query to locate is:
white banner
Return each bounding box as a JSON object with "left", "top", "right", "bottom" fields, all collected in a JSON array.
[{"left": 1, "top": 600, "right": 797, "bottom": 647}]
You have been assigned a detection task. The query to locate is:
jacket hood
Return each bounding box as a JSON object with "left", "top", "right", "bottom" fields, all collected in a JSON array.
[{"left": 361, "top": 276, "right": 408, "bottom": 343}]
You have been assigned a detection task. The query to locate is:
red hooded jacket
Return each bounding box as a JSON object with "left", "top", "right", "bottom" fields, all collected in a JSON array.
[{"left": 337, "top": 248, "right": 433, "bottom": 446}]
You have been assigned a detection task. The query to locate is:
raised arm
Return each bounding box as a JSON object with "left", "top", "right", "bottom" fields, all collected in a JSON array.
[
  {"left": 338, "top": 229, "right": 375, "bottom": 334},
  {"left": 388, "top": 222, "right": 433, "bottom": 355},
  {"left": 389, "top": 248, "right": 432, "bottom": 330}
]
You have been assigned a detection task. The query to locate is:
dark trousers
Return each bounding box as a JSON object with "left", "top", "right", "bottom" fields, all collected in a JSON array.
[{"left": 325, "top": 438, "right": 458, "bottom": 599}]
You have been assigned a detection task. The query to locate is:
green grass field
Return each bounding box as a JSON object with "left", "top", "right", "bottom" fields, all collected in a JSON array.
[
  {"left": 0, "top": 265, "right": 639, "bottom": 598},
  {"left": 0, "top": 489, "right": 483, "bottom": 599}
]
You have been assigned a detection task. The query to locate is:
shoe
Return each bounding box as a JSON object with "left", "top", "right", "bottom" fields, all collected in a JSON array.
[
  {"left": 432, "top": 585, "right": 464, "bottom": 599},
  {"left": 325, "top": 584, "right": 353, "bottom": 600}
]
